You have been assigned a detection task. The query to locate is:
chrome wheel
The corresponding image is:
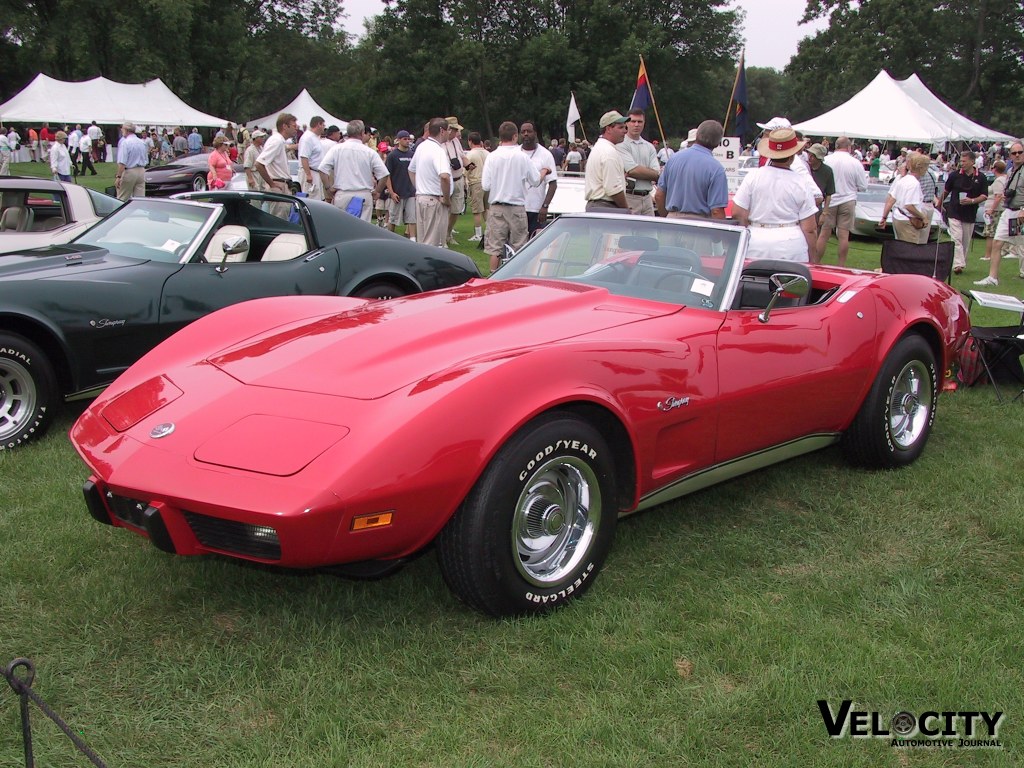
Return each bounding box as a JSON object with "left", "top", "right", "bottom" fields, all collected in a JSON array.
[
  {"left": 192, "top": 175, "right": 207, "bottom": 192},
  {"left": 512, "top": 456, "right": 601, "bottom": 586},
  {"left": 889, "top": 359, "right": 932, "bottom": 449},
  {"left": 0, "top": 358, "right": 37, "bottom": 443}
]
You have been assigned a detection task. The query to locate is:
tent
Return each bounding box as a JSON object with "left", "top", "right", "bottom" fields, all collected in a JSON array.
[
  {"left": 793, "top": 71, "right": 1014, "bottom": 144},
  {"left": 244, "top": 89, "right": 347, "bottom": 132},
  {"left": 0, "top": 73, "right": 230, "bottom": 128}
]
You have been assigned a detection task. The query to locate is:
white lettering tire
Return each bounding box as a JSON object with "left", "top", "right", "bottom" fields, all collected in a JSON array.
[
  {"left": 437, "top": 412, "right": 617, "bottom": 616},
  {"left": 843, "top": 334, "right": 936, "bottom": 468},
  {"left": 0, "top": 333, "right": 57, "bottom": 451}
]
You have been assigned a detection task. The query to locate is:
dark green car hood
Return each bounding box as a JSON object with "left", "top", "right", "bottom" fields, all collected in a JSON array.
[{"left": 0, "top": 244, "right": 140, "bottom": 281}]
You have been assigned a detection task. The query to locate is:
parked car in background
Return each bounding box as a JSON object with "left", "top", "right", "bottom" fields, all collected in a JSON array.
[
  {"left": 71, "top": 212, "right": 969, "bottom": 617},
  {"left": 0, "top": 190, "right": 479, "bottom": 450},
  {"left": 145, "top": 153, "right": 247, "bottom": 196},
  {"left": 0, "top": 177, "right": 122, "bottom": 253}
]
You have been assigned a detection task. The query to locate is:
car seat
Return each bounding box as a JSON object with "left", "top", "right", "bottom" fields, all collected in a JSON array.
[
  {"left": 732, "top": 259, "right": 812, "bottom": 311},
  {"left": 204, "top": 224, "right": 250, "bottom": 263},
  {"left": 262, "top": 233, "right": 307, "bottom": 262},
  {"left": 0, "top": 206, "right": 34, "bottom": 232}
]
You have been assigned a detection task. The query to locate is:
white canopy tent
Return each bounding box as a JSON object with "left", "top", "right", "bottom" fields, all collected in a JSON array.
[
  {"left": 793, "top": 71, "right": 1014, "bottom": 144},
  {"left": 244, "top": 89, "right": 347, "bottom": 132},
  {"left": 0, "top": 73, "right": 230, "bottom": 128}
]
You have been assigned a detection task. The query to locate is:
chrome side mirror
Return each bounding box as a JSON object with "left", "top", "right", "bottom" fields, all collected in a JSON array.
[
  {"left": 758, "top": 273, "right": 810, "bottom": 323},
  {"left": 215, "top": 235, "right": 249, "bottom": 272}
]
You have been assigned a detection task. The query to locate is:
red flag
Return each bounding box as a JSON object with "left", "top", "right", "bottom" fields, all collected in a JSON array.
[{"left": 630, "top": 59, "right": 651, "bottom": 111}]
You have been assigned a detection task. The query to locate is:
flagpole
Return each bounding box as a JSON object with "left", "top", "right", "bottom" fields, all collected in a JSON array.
[
  {"left": 641, "top": 55, "right": 668, "bottom": 149},
  {"left": 576, "top": 92, "right": 588, "bottom": 143},
  {"left": 724, "top": 50, "right": 744, "bottom": 133}
]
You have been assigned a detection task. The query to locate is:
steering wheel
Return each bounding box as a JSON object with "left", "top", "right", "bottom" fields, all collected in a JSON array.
[{"left": 653, "top": 267, "right": 704, "bottom": 290}]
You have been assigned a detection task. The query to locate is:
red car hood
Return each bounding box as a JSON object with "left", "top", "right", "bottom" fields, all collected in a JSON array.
[{"left": 207, "top": 279, "right": 676, "bottom": 399}]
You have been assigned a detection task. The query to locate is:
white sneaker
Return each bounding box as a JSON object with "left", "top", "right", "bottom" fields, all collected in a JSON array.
[
  {"left": 448, "top": 236, "right": 459, "bottom": 245},
  {"left": 468, "top": 234, "right": 482, "bottom": 242},
  {"left": 974, "top": 275, "right": 999, "bottom": 286}
]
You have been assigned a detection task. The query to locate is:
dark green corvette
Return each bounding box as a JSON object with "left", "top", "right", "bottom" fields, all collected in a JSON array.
[{"left": 0, "top": 190, "right": 480, "bottom": 449}]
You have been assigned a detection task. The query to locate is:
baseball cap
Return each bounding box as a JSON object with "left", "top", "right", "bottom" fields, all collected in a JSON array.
[
  {"left": 396, "top": 130, "right": 412, "bottom": 139},
  {"left": 599, "top": 110, "right": 629, "bottom": 128},
  {"left": 687, "top": 128, "right": 698, "bottom": 144},
  {"left": 807, "top": 143, "right": 827, "bottom": 160},
  {"left": 756, "top": 116, "right": 792, "bottom": 131}
]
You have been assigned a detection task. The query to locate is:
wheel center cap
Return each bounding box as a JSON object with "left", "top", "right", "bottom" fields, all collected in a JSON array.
[
  {"left": 901, "top": 394, "right": 919, "bottom": 414},
  {"left": 542, "top": 505, "right": 565, "bottom": 535}
]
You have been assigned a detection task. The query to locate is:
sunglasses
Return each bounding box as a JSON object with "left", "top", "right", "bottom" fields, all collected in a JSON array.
[{"left": 1011, "top": 151, "right": 1024, "bottom": 156}]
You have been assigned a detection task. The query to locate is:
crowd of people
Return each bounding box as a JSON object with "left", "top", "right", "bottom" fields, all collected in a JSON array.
[{"left": 4, "top": 110, "right": 1023, "bottom": 277}]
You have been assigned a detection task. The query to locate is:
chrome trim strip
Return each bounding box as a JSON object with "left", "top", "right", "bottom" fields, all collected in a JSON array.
[{"left": 626, "top": 433, "right": 842, "bottom": 515}]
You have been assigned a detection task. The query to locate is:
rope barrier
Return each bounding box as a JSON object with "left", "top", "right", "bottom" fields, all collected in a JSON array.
[{"left": 3, "top": 658, "right": 109, "bottom": 768}]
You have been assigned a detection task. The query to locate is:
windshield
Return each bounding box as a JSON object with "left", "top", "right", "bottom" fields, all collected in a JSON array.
[
  {"left": 492, "top": 214, "right": 744, "bottom": 311},
  {"left": 74, "top": 198, "right": 218, "bottom": 262}
]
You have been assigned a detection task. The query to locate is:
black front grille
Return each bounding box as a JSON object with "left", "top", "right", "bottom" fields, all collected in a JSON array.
[
  {"left": 105, "top": 492, "right": 150, "bottom": 529},
  {"left": 183, "top": 511, "right": 281, "bottom": 560}
]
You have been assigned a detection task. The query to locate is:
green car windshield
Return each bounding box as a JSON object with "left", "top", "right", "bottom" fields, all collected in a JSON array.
[{"left": 74, "top": 199, "right": 218, "bottom": 262}]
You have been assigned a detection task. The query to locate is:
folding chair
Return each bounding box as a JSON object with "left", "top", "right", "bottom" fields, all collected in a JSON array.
[
  {"left": 966, "top": 320, "right": 1024, "bottom": 403},
  {"left": 880, "top": 239, "right": 954, "bottom": 284}
]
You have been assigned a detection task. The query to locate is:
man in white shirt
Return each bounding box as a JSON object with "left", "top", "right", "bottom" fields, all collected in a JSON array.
[
  {"left": 520, "top": 121, "right": 558, "bottom": 236},
  {"left": 618, "top": 109, "right": 661, "bottom": 216},
  {"left": 87, "top": 122, "right": 103, "bottom": 162},
  {"left": 319, "top": 119, "right": 391, "bottom": 222},
  {"left": 482, "top": 121, "right": 548, "bottom": 271},
  {"left": 256, "top": 112, "right": 299, "bottom": 217},
  {"left": 820, "top": 135, "right": 868, "bottom": 266},
  {"left": 584, "top": 110, "right": 630, "bottom": 212},
  {"left": 408, "top": 118, "right": 453, "bottom": 247},
  {"left": 79, "top": 132, "right": 97, "bottom": 175},
  {"left": 0, "top": 132, "right": 10, "bottom": 176},
  {"left": 298, "top": 116, "right": 326, "bottom": 201}
]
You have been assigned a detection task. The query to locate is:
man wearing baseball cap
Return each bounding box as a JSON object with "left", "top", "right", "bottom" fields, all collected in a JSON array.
[
  {"left": 385, "top": 130, "right": 417, "bottom": 240},
  {"left": 584, "top": 110, "right": 631, "bottom": 212}
]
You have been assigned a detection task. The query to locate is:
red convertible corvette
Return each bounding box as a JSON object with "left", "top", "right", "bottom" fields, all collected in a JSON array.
[{"left": 71, "top": 213, "right": 970, "bottom": 616}]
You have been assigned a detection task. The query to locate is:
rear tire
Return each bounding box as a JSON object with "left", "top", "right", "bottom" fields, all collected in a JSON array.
[
  {"left": 437, "top": 413, "right": 617, "bottom": 616},
  {"left": 192, "top": 175, "right": 207, "bottom": 192},
  {"left": 0, "top": 333, "right": 58, "bottom": 450},
  {"left": 843, "top": 334, "right": 937, "bottom": 468}
]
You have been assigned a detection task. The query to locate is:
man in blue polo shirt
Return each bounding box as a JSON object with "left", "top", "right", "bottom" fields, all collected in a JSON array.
[{"left": 655, "top": 119, "right": 729, "bottom": 219}]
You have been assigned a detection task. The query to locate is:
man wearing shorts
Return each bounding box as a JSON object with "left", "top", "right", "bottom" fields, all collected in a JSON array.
[
  {"left": 818, "top": 136, "right": 867, "bottom": 267},
  {"left": 386, "top": 130, "right": 417, "bottom": 240},
  {"left": 465, "top": 132, "right": 488, "bottom": 241}
]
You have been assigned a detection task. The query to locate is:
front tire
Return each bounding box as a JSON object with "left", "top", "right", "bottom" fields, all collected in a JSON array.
[
  {"left": 437, "top": 413, "right": 617, "bottom": 616},
  {"left": 192, "top": 175, "right": 207, "bottom": 192},
  {"left": 843, "top": 334, "right": 937, "bottom": 468},
  {"left": 353, "top": 282, "right": 408, "bottom": 300},
  {"left": 0, "top": 333, "right": 58, "bottom": 450}
]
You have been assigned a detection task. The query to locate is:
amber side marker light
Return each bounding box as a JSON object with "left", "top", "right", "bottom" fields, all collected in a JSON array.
[{"left": 351, "top": 511, "right": 394, "bottom": 531}]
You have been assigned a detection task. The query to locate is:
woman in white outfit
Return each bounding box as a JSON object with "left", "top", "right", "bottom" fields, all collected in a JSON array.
[{"left": 732, "top": 128, "right": 818, "bottom": 262}]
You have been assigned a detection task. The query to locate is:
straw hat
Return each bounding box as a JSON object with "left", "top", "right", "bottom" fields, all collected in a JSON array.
[{"left": 757, "top": 128, "right": 807, "bottom": 160}]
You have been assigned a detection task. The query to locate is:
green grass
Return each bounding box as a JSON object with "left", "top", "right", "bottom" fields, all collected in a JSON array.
[{"left": 3, "top": 164, "right": 1023, "bottom": 766}]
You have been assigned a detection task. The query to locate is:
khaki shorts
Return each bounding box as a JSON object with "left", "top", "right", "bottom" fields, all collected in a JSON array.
[
  {"left": 468, "top": 181, "right": 486, "bottom": 215},
  {"left": 388, "top": 196, "right": 416, "bottom": 226},
  {"left": 820, "top": 199, "right": 856, "bottom": 233},
  {"left": 449, "top": 176, "right": 466, "bottom": 215}
]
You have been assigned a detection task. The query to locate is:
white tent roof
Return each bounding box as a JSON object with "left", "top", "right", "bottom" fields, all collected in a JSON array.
[
  {"left": 0, "top": 73, "right": 230, "bottom": 127},
  {"left": 244, "top": 89, "right": 347, "bottom": 132},
  {"left": 794, "top": 71, "right": 1014, "bottom": 144}
]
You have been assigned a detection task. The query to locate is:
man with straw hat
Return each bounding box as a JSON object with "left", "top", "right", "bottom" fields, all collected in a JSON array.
[{"left": 731, "top": 127, "right": 818, "bottom": 263}]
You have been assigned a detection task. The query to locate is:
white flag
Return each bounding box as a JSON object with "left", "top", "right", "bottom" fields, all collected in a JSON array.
[{"left": 566, "top": 93, "right": 581, "bottom": 143}]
